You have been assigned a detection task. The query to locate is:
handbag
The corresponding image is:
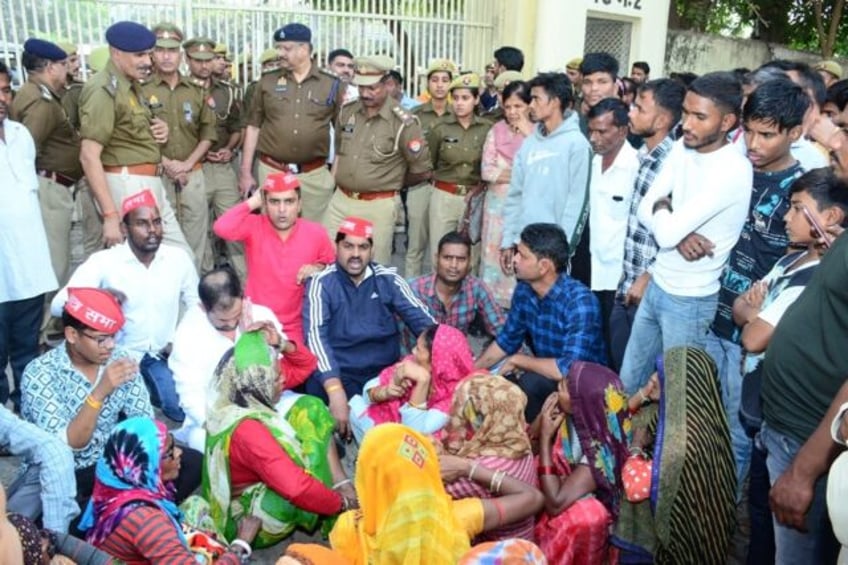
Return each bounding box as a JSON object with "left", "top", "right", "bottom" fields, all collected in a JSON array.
[
  {"left": 621, "top": 452, "right": 652, "bottom": 502},
  {"left": 459, "top": 184, "right": 486, "bottom": 244}
]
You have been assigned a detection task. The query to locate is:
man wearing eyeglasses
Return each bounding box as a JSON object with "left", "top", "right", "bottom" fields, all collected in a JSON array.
[
  {"left": 49, "top": 190, "right": 199, "bottom": 423},
  {"left": 21, "top": 287, "right": 202, "bottom": 535}
]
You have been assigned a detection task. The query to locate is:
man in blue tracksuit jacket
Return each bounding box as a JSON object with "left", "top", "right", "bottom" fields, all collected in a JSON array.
[{"left": 303, "top": 216, "right": 435, "bottom": 438}]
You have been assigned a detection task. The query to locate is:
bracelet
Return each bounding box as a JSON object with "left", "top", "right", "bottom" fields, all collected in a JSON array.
[
  {"left": 102, "top": 210, "right": 119, "bottom": 219},
  {"left": 537, "top": 464, "right": 554, "bottom": 476},
  {"left": 489, "top": 470, "right": 505, "bottom": 494},
  {"left": 85, "top": 395, "right": 103, "bottom": 410},
  {"left": 468, "top": 461, "right": 480, "bottom": 482},
  {"left": 230, "top": 538, "right": 252, "bottom": 558},
  {"left": 408, "top": 400, "right": 427, "bottom": 410},
  {"left": 325, "top": 384, "right": 342, "bottom": 394},
  {"left": 332, "top": 478, "right": 352, "bottom": 490},
  {"left": 491, "top": 498, "right": 506, "bottom": 527},
  {"left": 493, "top": 470, "right": 506, "bottom": 494}
]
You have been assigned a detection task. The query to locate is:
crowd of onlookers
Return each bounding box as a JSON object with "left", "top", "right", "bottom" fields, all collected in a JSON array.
[{"left": 2, "top": 16, "right": 848, "bottom": 565}]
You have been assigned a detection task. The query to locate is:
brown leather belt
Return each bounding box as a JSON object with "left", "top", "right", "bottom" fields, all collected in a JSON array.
[
  {"left": 259, "top": 154, "right": 325, "bottom": 174},
  {"left": 38, "top": 170, "right": 77, "bottom": 187},
  {"left": 338, "top": 186, "right": 398, "bottom": 201},
  {"left": 434, "top": 180, "right": 479, "bottom": 196},
  {"left": 103, "top": 163, "right": 162, "bottom": 177}
]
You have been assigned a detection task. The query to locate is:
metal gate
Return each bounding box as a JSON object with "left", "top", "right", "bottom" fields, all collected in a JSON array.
[
  {"left": 0, "top": 0, "right": 495, "bottom": 93},
  {"left": 584, "top": 16, "right": 632, "bottom": 71}
]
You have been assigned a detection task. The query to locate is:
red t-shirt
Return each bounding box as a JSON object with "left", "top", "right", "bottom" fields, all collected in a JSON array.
[{"left": 214, "top": 203, "right": 335, "bottom": 345}]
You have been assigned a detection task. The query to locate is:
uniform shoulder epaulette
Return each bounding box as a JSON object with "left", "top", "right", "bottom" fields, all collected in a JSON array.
[
  {"left": 66, "top": 81, "right": 83, "bottom": 91},
  {"left": 103, "top": 73, "right": 119, "bottom": 97},
  {"left": 38, "top": 83, "right": 52, "bottom": 101},
  {"left": 392, "top": 105, "right": 416, "bottom": 126},
  {"left": 218, "top": 79, "right": 233, "bottom": 87},
  {"left": 319, "top": 67, "right": 340, "bottom": 80},
  {"left": 341, "top": 97, "right": 359, "bottom": 108},
  {"left": 188, "top": 76, "right": 208, "bottom": 88}
]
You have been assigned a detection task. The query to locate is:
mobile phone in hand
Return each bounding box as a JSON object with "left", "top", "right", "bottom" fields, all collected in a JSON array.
[{"left": 802, "top": 205, "right": 833, "bottom": 248}]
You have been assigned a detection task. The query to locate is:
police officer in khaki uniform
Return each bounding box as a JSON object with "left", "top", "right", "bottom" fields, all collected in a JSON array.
[
  {"left": 184, "top": 37, "right": 246, "bottom": 277},
  {"left": 57, "top": 41, "right": 84, "bottom": 130},
  {"left": 78, "top": 21, "right": 190, "bottom": 256},
  {"left": 242, "top": 48, "right": 280, "bottom": 119},
  {"left": 326, "top": 55, "right": 433, "bottom": 264},
  {"left": 427, "top": 73, "right": 492, "bottom": 258},
  {"left": 240, "top": 23, "right": 343, "bottom": 222},
  {"left": 404, "top": 58, "right": 457, "bottom": 276},
  {"left": 142, "top": 23, "right": 218, "bottom": 271}
]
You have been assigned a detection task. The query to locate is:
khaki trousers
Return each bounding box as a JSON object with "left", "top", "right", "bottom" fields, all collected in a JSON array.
[
  {"left": 162, "top": 168, "right": 208, "bottom": 272},
  {"left": 428, "top": 186, "right": 467, "bottom": 258},
  {"left": 37, "top": 176, "right": 75, "bottom": 340},
  {"left": 256, "top": 160, "right": 334, "bottom": 223},
  {"left": 404, "top": 182, "right": 432, "bottom": 277},
  {"left": 322, "top": 190, "right": 398, "bottom": 265},
  {"left": 202, "top": 161, "right": 246, "bottom": 277}
]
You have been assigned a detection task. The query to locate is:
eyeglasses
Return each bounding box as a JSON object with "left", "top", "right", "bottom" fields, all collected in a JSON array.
[{"left": 79, "top": 331, "right": 116, "bottom": 347}]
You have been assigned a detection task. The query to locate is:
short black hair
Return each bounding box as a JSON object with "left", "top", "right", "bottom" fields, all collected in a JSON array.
[
  {"left": 502, "top": 80, "right": 531, "bottom": 104},
  {"left": 790, "top": 167, "right": 848, "bottom": 226},
  {"left": 639, "top": 78, "right": 686, "bottom": 125},
  {"left": 384, "top": 69, "right": 404, "bottom": 86},
  {"left": 761, "top": 59, "right": 826, "bottom": 108},
  {"left": 199, "top": 266, "right": 243, "bottom": 311},
  {"left": 327, "top": 48, "right": 353, "bottom": 64},
  {"left": 527, "top": 72, "right": 573, "bottom": 112},
  {"left": 587, "top": 97, "right": 629, "bottom": 127},
  {"left": 334, "top": 232, "right": 374, "bottom": 246},
  {"left": 0, "top": 61, "right": 9, "bottom": 79},
  {"left": 669, "top": 71, "right": 698, "bottom": 87},
  {"left": 437, "top": 231, "right": 471, "bottom": 255},
  {"left": 493, "top": 46, "right": 524, "bottom": 72},
  {"left": 580, "top": 52, "right": 619, "bottom": 79},
  {"left": 632, "top": 61, "right": 650, "bottom": 75},
  {"left": 620, "top": 77, "right": 638, "bottom": 98},
  {"left": 22, "top": 51, "right": 50, "bottom": 73},
  {"left": 742, "top": 78, "right": 809, "bottom": 132},
  {"left": 688, "top": 71, "right": 743, "bottom": 117},
  {"left": 826, "top": 79, "right": 848, "bottom": 112},
  {"left": 519, "top": 223, "right": 570, "bottom": 274},
  {"left": 743, "top": 66, "right": 789, "bottom": 91}
]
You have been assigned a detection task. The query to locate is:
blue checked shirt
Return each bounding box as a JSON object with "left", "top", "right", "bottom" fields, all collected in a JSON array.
[
  {"left": 496, "top": 275, "right": 606, "bottom": 375},
  {"left": 617, "top": 132, "right": 677, "bottom": 299},
  {"left": 0, "top": 406, "right": 78, "bottom": 532}
]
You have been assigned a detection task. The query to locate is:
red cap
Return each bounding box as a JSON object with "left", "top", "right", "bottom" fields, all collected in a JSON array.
[
  {"left": 337, "top": 216, "right": 374, "bottom": 239},
  {"left": 262, "top": 171, "right": 300, "bottom": 193},
  {"left": 121, "top": 189, "right": 158, "bottom": 217},
  {"left": 64, "top": 288, "right": 125, "bottom": 333}
]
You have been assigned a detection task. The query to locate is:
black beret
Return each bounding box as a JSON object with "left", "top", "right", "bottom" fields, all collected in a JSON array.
[
  {"left": 105, "top": 21, "right": 156, "bottom": 53},
  {"left": 22, "top": 38, "right": 67, "bottom": 61},
  {"left": 273, "top": 23, "right": 311, "bottom": 43}
]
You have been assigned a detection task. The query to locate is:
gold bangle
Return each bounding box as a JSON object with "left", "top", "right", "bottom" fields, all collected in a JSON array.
[
  {"left": 408, "top": 400, "right": 427, "bottom": 410},
  {"left": 325, "top": 384, "right": 342, "bottom": 394},
  {"left": 85, "top": 395, "right": 103, "bottom": 410}
]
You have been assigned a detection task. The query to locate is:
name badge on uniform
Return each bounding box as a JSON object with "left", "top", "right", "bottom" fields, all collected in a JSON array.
[
  {"left": 183, "top": 101, "right": 193, "bottom": 123},
  {"left": 276, "top": 76, "right": 287, "bottom": 93},
  {"left": 443, "top": 136, "right": 459, "bottom": 143}
]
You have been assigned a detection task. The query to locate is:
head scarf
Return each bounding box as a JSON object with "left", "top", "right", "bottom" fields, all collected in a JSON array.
[
  {"left": 329, "top": 424, "right": 471, "bottom": 564},
  {"left": 79, "top": 417, "right": 182, "bottom": 546},
  {"left": 459, "top": 539, "right": 548, "bottom": 564},
  {"left": 366, "top": 325, "right": 474, "bottom": 425},
  {"left": 443, "top": 374, "right": 531, "bottom": 459},
  {"left": 212, "top": 330, "right": 279, "bottom": 413},
  {"left": 277, "top": 543, "right": 349, "bottom": 565},
  {"left": 6, "top": 513, "right": 41, "bottom": 565},
  {"left": 562, "top": 361, "right": 631, "bottom": 518}
]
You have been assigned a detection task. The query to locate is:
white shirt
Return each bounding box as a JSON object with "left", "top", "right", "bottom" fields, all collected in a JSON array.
[
  {"left": 0, "top": 119, "right": 57, "bottom": 302},
  {"left": 169, "top": 301, "right": 281, "bottom": 451},
  {"left": 589, "top": 142, "right": 639, "bottom": 291},
  {"left": 51, "top": 242, "right": 198, "bottom": 358},
  {"left": 638, "top": 140, "right": 752, "bottom": 296}
]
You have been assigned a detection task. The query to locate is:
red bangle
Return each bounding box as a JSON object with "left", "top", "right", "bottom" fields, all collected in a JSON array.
[
  {"left": 491, "top": 498, "right": 505, "bottom": 527},
  {"left": 538, "top": 464, "right": 555, "bottom": 476}
]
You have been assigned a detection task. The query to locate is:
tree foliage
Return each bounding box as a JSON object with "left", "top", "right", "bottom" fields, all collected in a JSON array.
[{"left": 669, "top": 0, "right": 847, "bottom": 57}]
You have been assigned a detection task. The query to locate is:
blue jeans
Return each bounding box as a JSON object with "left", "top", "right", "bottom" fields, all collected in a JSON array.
[
  {"left": 760, "top": 422, "right": 839, "bottom": 564},
  {"left": 140, "top": 354, "right": 185, "bottom": 422},
  {"left": 703, "top": 331, "right": 751, "bottom": 497},
  {"left": 747, "top": 435, "right": 775, "bottom": 564},
  {"left": 619, "top": 280, "right": 718, "bottom": 394},
  {"left": 0, "top": 294, "right": 44, "bottom": 412}
]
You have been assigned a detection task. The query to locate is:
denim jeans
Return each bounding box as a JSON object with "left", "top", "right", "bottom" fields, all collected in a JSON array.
[
  {"left": 140, "top": 353, "right": 185, "bottom": 422},
  {"left": 619, "top": 280, "right": 718, "bottom": 394},
  {"left": 0, "top": 294, "right": 44, "bottom": 412},
  {"left": 704, "top": 331, "right": 751, "bottom": 496},
  {"left": 747, "top": 435, "right": 775, "bottom": 565},
  {"left": 608, "top": 297, "right": 638, "bottom": 373},
  {"left": 760, "top": 422, "right": 839, "bottom": 564}
]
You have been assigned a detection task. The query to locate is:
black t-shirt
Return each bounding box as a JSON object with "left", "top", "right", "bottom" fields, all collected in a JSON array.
[{"left": 712, "top": 163, "right": 805, "bottom": 342}]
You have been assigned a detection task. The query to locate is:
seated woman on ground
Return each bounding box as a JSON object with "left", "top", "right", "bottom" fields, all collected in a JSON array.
[
  {"left": 204, "top": 329, "right": 356, "bottom": 549},
  {"left": 79, "top": 416, "right": 259, "bottom": 563},
  {"left": 534, "top": 361, "right": 631, "bottom": 565},
  {"left": 329, "top": 423, "right": 544, "bottom": 564},
  {"left": 441, "top": 373, "right": 539, "bottom": 542},
  {"left": 613, "top": 347, "right": 737, "bottom": 565},
  {"left": 348, "top": 324, "right": 475, "bottom": 443}
]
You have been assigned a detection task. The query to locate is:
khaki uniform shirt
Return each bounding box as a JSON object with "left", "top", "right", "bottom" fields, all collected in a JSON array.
[
  {"left": 412, "top": 101, "right": 452, "bottom": 137},
  {"left": 61, "top": 81, "right": 84, "bottom": 131},
  {"left": 248, "top": 63, "right": 343, "bottom": 163},
  {"left": 427, "top": 113, "right": 492, "bottom": 185},
  {"left": 334, "top": 98, "right": 432, "bottom": 193},
  {"left": 79, "top": 60, "right": 160, "bottom": 167},
  {"left": 141, "top": 74, "right": 217, "bottom": 161},
  {"left": 11, "top": 78, "right": 83, "bottom": 180},
  {"left": 242, "top": 79, "right": 259, "bottom": 122},
  {"left": 205, "top": 79, "right": 242, "bottom": 152}
]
